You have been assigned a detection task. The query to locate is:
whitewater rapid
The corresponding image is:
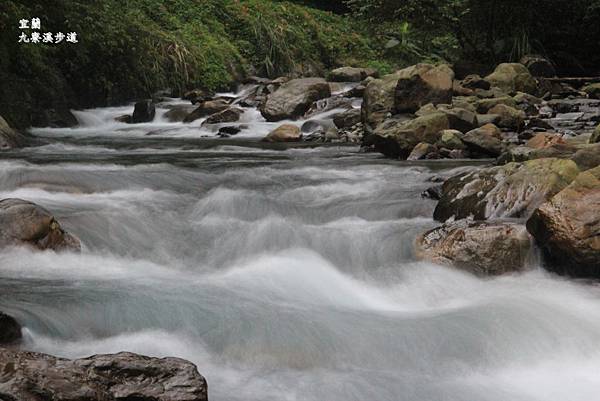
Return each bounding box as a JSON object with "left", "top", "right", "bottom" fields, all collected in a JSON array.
[{"left": 1, "top": 101, "right": 600, "bottom": 401}]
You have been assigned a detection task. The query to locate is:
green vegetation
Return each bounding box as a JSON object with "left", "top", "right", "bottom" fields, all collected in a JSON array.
[{"left": 0, "top": 0, "right": 383, "bottom": 128}]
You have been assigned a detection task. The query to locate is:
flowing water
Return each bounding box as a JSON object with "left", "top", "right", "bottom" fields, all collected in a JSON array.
[{"left": 1, "top": 97, "right": 600, "bottom": 401}]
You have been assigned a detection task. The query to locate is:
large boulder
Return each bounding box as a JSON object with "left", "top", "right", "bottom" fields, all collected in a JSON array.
[
  {"left": 327, "top": 67, "right": 378, "bottom": 82},
  {"left": 571, "top": 143, "right": 600, "bottom": 171},
  {"left": 461, "top": 123, "right": 504, "bottom": 157},
  {"left": 0, "top": 311, "right": 21, "bottom": 345},
  {"left": 484, "top": 63, "right": 538, "bottom": 95},
  {"left": 434, "top": 158, "right": 580, "bottom": 222},
  {"left": 184, "top": 99, "right": 230, "bottom": 123},
  {"left": 394, "top": 64, "right": 454, "bottom": 113},
  {"left": 260, "top": 78, "right": 331, "bottom": 121},
  {"left": 262, "top": 124, "right": 302, "bottom": 143},
  {"left": 416, "top": 221, "right": 531, "bottom": 275},
  {"left": 520, "top": 55, "right": 556, "bottom": 78},
  {"left": 361, "top": 72, "right": 404, "bottom": 129},
  {"left": 488, "top": 104, "right": 526, "bottom": 130},
  {"left": 333, "top": 108, "right": 361, "bottom": 129},
  {"left": 526, "top": 166, "right": 600, "bottom": 277},
  {"left": 0, "top": 115, "right": 27, "bottom": 150},
  {"left": 371, "top": 113, "right": 449, "bottom": 159},
  {"left": 0, "top": 349, "right": 208, "bottom": 401},
  {"left": 0, "top": 198, "right": 81, "bottom": 252},
  {"left": 526, "top": 133, "right": 566, "bottom": 149},
  {"left": 132, "top": 100, "right": 156, "bottom": 123}
]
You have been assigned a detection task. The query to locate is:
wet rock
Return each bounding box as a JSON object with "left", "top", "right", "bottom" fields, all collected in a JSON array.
[
  {"left": 344, "top": 84, "right": 366, "bottom": 98},
  {"left": 527, "top": 166, "right": 600, "bottom": 277},
  {"left": 434, "top": 158, "right": 580, "bottom": 222},
  {"left": 333, "top": 109, "right": 361, "bottom": 129},
  {"left": 261, "top": 78, "right": 331, "bottom": 122},
  {"left": 182, "top": 88, "right": 213, "bottom": 104},
  {"left": 202, "top": 107, "right": 243, "bottom": 125},
  {"left": 422, "top": 184, "right": 443, "bottom": 200},
  {"left": 461, "top": 123, "right": 504, "bottom": 157},
  {"left": 0, "top": 198, "right": 81, "bottom": 252},
  {"left": 582, "top": 83, "right": 600, "bottom": 99},
  {"left": 484, "top": 63, "right": 538, "bottom": 95},
  {"left": 362, "top": 134, "right": 402, "bottom": 158},
  {"left": 262, "top": 124, "right": 302, "bottom": 143},
  {"left": 394, "top": 64, "right": 454, "bottom": 113},
  {"left": 132, "top": 100, "right": 156, "bottom": 123},
  {"left": 407, "top": 142, "right": 437, "bottom": 160},
  {"left": 183, "top": 100, "right": 230, "bottom": 123},
  {"left": 416, "top": 221, "right": 531, "bottom": 275},
  {"left": 304, "top": 96, "right": 352, "bottom": 118},
  {"left": 0, "top": 311, "right": 22, "bottom": 345},
  {"left": 0, "top": 348, "right": 208, "bottom": 401},
  {"left": 328, "top": 67, "right": 378, "bottom": 82},
  {"left": 114, "top": 114, "right": 132, "bottom": 124},
  {"left": 520, "top": 55, "right": 556, "bottom": 78},
  {"left": 0, "top": 115, "right": 27, "bottom": 150},
  {"left": 164, "top": 104, "right": 197, "bottom": 122},
  {"left": 488, "top": 104, "right": 525, "bottom": 130},
  {"left": 219, "top": 125, "right": 243, "bottom": 136},
  {"left": 35, "top": 108, "right": 79, "bottom": 128}
]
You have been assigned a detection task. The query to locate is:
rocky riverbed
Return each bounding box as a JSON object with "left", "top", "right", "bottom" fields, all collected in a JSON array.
[{"left": 0, "top": 57, "right": 599, "bottom": 401}]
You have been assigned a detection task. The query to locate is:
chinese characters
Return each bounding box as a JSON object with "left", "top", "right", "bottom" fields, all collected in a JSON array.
[{"left": 18, "top": 18, "right": 78, "bottom": 44}]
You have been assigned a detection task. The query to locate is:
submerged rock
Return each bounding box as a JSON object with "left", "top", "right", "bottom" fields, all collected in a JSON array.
[
  {"left": 0, "top": 115, "right": 27, "bottom": 150},
  {"left": 0, "top": 349, "right": 208, "bottom": 401},
  {"left": 132, "top": 99, "right": 156, "bottom": 123},
  {"left": 262, "top": 124, "right": 302, "bottom": 143},
  {"left": 0, "top": 198, "right": 81, "bottom": 252},
  {"left": 260, "top": 78, "right": 331, "bottom": 121},
  {"left": 0, "top": 311, "right": 22, "bottom": 345},
  {"left": 416, "top": 221, "right": 531, "bottom": 275},
  {"left": 527, "top": 166, "right": 600, "bottom": 277},
  {"left": 434, "top": 158, "right": 580, "bottom": 222}
]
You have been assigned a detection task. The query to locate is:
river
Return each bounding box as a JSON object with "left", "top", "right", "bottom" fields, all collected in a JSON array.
[{"left": 1, "top": 97, "right": 600, "bottom": 401}]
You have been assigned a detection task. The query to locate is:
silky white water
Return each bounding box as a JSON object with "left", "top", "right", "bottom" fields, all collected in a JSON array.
[{"left": 1, "top": 102, "right": 600, "bottom": 401}]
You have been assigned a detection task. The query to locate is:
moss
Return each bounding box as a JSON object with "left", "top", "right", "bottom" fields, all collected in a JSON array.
[{"left": 0, "top": 0, "right": 391, "bottom": 128}]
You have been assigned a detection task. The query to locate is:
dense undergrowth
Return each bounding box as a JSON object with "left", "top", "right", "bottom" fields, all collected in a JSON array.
[{"left": 0, "top": 0, "right": 386, "bottom": 128}]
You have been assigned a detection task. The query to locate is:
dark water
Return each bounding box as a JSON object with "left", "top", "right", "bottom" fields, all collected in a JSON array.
[{"left": 1, "top": 102, "right": 600, "bottom": 401}]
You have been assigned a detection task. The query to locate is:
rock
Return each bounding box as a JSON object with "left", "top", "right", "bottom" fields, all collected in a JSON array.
[
  {"left": 114, "top": 114, "right": 132, "bottom": 124},
  {"left": 182, "top": 88, "right": 213, "bottom": 104},
  {"left": 361, "top": 72, "right": 404, "bottom": 129},
  {"left": 407, "top": 142, "right": 436, "bottom": 160},
  {"left": 219, "top": 126, "right": 243, "bottom": 136},
  {"left": 571, "top": 143, "right": 600, "bottom": 171},
  {"left": 372, "top": 113, "right": 449, "bottom": 159},
  {"left": 488, "top": 104, "right": 526, "bottom": 130},
  {"left": 437, "top": 129, "right": 466, "bottom": 150},
  {"left": 261, "top": 78, "right": 331, "bottom": 121},
  {"left": 582, "top": 83, "right": 600, "bottom": 99},
  {"left": 590, "top": 124, "right": 600, "bottom": 143},
  {"left": 132, "top": 100, "right": 156, "bottom": 123},
  {"left": 476, "top": 96, "right": 518, "bottom": 113},
  {"left": 525, "top": 117, "right": 554, "bottom": 131},
  {"left": 434, "top": 158, "right": 580, "bottom": 222},
  {"left": 439, "top": 107, "right": 478, "bottom": 133},
  {"left": 202, "top": 107, "right": 243, "bottom": 125},
  {"left": 394, "top": 64, "right": 454, "bottom": 113},
  {"left": 183, "top": 100, "right": 230, "bottom": 123},
  {"left": 484, "top": 63, "right": 538, "bottom": 95},
  {"left": 461, "top": 74, "right": 491, "bottom": 90},
  {"left": 0, "top": 115, "right": 27, "bottom": 150},
  {"left": 461, "top": 123, "right": 504, "bottom": 157},
  {"left": 0, "top": 311, "right": 21, "bottom": 345},
  {"left": 0, "top": 348, "right": 208, "bottom": 401},
  {"left": 520, "top": 55, "right": 556, "bottom": 78},
  {"left": 362, "top": 134, "right": 402, "bottom": 158},
  {"left": 262, "top": 124, "right": 302, "bottom": 143},
  {"left": 164, "top": 104, "right": 196, "bottom": 122},
  {"left": 526, "top": 133, "right": 566, "bottom": 149},
  {"left": 526, "top": 167, "right": 600, "bottom": 277},
  {"left": 333, "top": 109, "right": 361, "bottom": 129},
  {"left": 328, "top": 67, "right": 378, "bottom": 82},
  {"left": 304, "top": 96, "right": 352, "bottom": 118},
  {"left": 345, "top": 84, "right": 366, "bottom": 98},
  {"left": 416, "top": 221, "right": 531, "bottom": 275},
  {"left": 0, "top": 198, "right": 81, "bottom": 252},
  {"left": 35, "top": 108, "right": 79, "bottom": 128}
]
